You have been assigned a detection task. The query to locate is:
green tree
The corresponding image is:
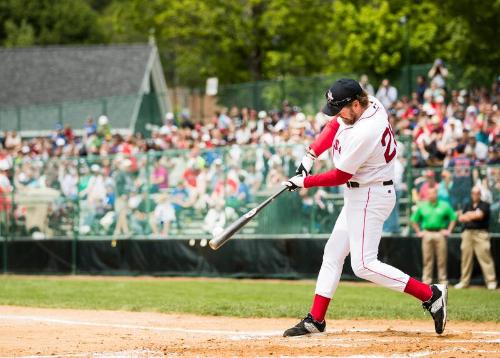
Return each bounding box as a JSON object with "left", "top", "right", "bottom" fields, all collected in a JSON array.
[
  {"left": 323, "top": 0, "right": 449, "bottom": 79},
  {"left": 0, "top": 0, "right": 106, "bottom": 46},
  {"left": 3, "top": 19, "right": 35, "bottom": 47},
  {"left": 434, "top": 0, "right": 500, "bottom": 86}
]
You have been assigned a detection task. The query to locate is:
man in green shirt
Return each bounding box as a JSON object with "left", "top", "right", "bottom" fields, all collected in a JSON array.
[{"left": 411, "top": 187, "right": 457, "bottom": 285}]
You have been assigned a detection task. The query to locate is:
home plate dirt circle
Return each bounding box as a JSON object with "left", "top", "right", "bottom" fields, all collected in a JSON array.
[{"left": 1, "top": 306, "right": 499, "bottom": 357}]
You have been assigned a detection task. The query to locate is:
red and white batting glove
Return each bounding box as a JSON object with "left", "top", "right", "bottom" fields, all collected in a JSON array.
[
  {"left": 295, "top": 147, "right": 317, "bottom": 177},
  {"left": 282, "top": 175, "right": 305, "bottom": 192}
]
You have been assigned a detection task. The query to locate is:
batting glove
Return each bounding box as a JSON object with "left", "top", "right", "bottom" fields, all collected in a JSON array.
[
  {"left": 295, "top": 148, "right": 317, "bottom": 176},
  {"left": 282, "top": 175, "right": 305, "bottom": 192}
]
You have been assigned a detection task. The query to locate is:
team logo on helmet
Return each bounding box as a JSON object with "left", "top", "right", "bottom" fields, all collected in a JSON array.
[{"left": 327, "top": 90, "right": 334, "bottom": 102}]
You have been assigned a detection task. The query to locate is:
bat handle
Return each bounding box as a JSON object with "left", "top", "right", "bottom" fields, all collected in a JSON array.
[{"left": 255, "top": 186, "right": 288, "bottom": 212}]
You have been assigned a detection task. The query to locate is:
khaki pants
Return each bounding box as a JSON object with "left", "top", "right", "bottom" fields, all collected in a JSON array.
[
  {"left": 113, "top": 197, "right": 130, "bottom": 236},
  {"left": 422, "top": 232, "right": 448, "bottom": 284},
  {"left": 459, "top": 230, "right": 497, "bottom": 286}
]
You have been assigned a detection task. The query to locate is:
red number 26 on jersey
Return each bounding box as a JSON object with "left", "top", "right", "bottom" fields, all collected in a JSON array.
[{"left": 381, "top": 125, "right": 397, "bottom": 163}]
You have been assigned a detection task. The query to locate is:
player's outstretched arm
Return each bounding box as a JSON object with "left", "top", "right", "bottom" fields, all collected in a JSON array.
[
  {"left": 309, "top": 117, "right": 340, "bottom": 157},
  {"left": 303, "top": 168, "right": 352, "bottom": 188},
  {"left": 295, "top": 117, "right": 340, "bottom": 176}
]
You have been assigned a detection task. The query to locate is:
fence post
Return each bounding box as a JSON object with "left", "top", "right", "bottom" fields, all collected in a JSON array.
[
  {"left": 1, "top": 198, "right": 7, "bottom": 274},
  {"left": 405, "top": 136, "right": 413, "bottom": 237},
  {"left": 3, "top": 162, "right": 17, "bottom": 273},
  {"left": 280, "top": 78, "right": 286, "bottom": 104},
  {"left": 102, "top": 98, "right": 108, "bottom": 115},
  {"left": 58, "top": 103, "right": 63, "bottom": 124},
  {"left": 145, "top": 152, "right": 152, "bottom": 228},
  {"left": 252, "top": 82, "right": 259, "bottom": 110},
  {"left": 72, "top": 159, "right": 81, "bottom": 274},
  {"left": 16, "top": 107, "right": 21, "bottom": 132},
  {"left": 1, "top": 226, "right": 5, "bottom": 274}
]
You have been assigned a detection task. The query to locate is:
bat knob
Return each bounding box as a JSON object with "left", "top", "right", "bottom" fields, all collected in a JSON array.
[{"left": 209, "top": 239, "right": 219, "bottom": 250}]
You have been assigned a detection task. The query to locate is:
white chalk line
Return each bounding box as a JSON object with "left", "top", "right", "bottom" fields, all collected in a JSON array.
[
  {"left": 300, "top": 336, "right": 500, "bottom": 344},
  {"left": 0, "top": 314, "right": 281, "bottom": 337},
  {"left": 13, "top": 350, "right": 164, "bottom": 358},
  {"left": 1, "top": 313, "right": 499, "bottom": 339},
  {"left": 17, "top": 348, "right": 500, "bottom": 358}
]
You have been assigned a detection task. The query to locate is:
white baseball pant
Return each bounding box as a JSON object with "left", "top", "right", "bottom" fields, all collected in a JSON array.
[{"left": 315, "top": 184, "right": 410, "bottom": 298}]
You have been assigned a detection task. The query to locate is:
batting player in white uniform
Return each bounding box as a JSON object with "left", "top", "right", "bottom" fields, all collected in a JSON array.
[{"left": 282, "top": 79, "right": 447, "bottom": 336}]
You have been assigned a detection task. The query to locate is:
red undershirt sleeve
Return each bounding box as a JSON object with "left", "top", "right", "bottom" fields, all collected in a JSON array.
[
  {"left": 309, "top": 117, "right": 340, "bottom": 156},
  {"left": 304, "top": 168, "right": 353, "bottom": 188}
]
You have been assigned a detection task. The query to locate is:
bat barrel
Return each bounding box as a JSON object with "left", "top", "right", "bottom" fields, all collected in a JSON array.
[{"left": 208, "top": 186, "right": 287, "bottom": 250}]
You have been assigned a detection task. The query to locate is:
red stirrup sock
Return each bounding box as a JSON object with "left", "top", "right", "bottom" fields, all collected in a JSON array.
[
  {"left": 310, "top": 294, "right": 331, "bottom": 322},
  {"left": 404, "top": 277, "right": 433, "bottom": 302}
]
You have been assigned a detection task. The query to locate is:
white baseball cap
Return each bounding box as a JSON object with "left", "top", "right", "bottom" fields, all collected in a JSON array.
[{"left": 98, "top": 115, "right": 109, "bottom": 126}]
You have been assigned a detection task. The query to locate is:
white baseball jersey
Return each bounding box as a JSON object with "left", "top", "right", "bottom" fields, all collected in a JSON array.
[{"left": 332, "top": 96, "right": 397, "bottom": 184}]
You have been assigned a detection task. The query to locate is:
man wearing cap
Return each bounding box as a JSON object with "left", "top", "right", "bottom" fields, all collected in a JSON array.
[
  {"left": 283, "top": 79, "right": 449, "bottom": 337},
  {"left": 411, "top": 187, "right": 457, "bottom": 285}
]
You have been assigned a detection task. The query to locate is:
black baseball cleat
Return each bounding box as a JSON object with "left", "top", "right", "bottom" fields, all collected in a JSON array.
[
  {"left": 422, "top": 284, "right": 448, "bottom": 334},
  {"left": 283, "top": 313, "right": 326, "bottom": 337}
]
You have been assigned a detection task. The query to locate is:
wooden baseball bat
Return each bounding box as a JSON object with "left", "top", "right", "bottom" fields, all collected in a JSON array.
[{"left": 209, "top": 186, "right": 288, "bottom": 250}]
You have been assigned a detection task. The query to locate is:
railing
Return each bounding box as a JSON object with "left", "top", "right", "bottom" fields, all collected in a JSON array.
[{"left": 1, "top": 139, "right": 498, "bottom": 245}]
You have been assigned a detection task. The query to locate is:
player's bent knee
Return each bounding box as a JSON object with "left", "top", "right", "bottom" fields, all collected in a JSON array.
[{"left": 350, "top": 262, "right": 366, "bottom": 278}]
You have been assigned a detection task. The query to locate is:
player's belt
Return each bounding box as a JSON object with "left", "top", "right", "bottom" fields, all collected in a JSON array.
[{"left": 346, "top": 180, "right": 393, "bottom": 188}]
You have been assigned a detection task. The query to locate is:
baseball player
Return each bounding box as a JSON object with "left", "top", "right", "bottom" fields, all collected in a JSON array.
[{"left": 282, "top": 79, "right": 447, "bottom": 336}]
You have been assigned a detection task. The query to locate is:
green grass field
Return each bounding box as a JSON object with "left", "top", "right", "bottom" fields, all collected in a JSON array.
[{"left": 0, "top": 276, "right": 498, "bottom": 322}]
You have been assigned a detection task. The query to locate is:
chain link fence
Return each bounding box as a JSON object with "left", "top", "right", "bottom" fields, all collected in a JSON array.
[{"left": 1, "top": 138, "right": 498, "bottom": 243}]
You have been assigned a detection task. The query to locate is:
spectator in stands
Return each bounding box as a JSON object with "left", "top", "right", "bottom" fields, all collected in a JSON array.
[
  {"left": 411, "top": 187, "right": 457, "bottom": 285},
  {"left": 0, "top": 163, "right": 12, "bottom": 226},
  {"left": 415, "top": 170, "right": 438, "bottom": 202},
  {"left": 447, "top": 144, "right": 475, "bottom": 209},
  {"left": 423, "top": 81, "right": 445, "bottom": 115},
  {"left": 150, "top": 193, "right": 176, "bottom": 236},
  {"left": 455, "top": 186, "right": 497, "bottom": 290},
  {"left": 437, "top": 170, "right": 453, "bottom": 207},
  {"left": 0, "top": 148, "right": 13, "bottom": 171},
  {"left": 359, "top": 74, "right": 374, "bottom": 95},
  {"left": 80, "top": 164, "right": 107, "bottom": 233},
  {"left": 97, "top": 115, "right": 112, "bottom": 140},
  {"left": 0, "top": 131, "right": 6, "bottom": 149},
  {"left": 170, "top": 182, "right": 189, "bottom": 229},
  {"left": 416, "top": 75, "right": 427, "bottom": 104},
  {"left": 4, "top": 131, "right": 21, "bottom": 152},
  {"left": 130, "top": 189, "right": 156, "bottom": 235},
  {"left": 113, "top": 157, "right": 133, "bottom": 237},
  {"left": 441, "top": 115, "right": 463, "bottom": 153},
  {"left": 467, "top": 135, "right": 488, "bottom": 162},
  {"left": 428, "top": 58, "right": 448, "bottom": 90},
  {"left": 376, "top": 78, "right": 398, "bottom": 109},
  {"left": 151, "top": 157, "right": 169, "bottom": 192},
  {"left": 84, "top": 117, "right": 97, "bottom": 137},
  {"left": 59, "top": 164, "right": 78, "bottom": 200},
  {"left": 217, "top": 108, "right": 232, "bottom": 132},
  {"left": 203, "top": 197, "right": 227, "bottom": 234}
]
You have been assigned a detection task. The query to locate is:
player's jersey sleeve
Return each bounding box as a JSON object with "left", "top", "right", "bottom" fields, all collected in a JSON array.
[
  {"left": 310, "top": 116, "right": 340, "bottom": 156},
  {"left": 334, "top": 129, "right": 380, "bottom": 175}
]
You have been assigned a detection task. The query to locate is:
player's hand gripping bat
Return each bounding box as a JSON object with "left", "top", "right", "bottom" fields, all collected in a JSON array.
[{"left": 208, "top": 186, "right": 288, "bottom": 250}]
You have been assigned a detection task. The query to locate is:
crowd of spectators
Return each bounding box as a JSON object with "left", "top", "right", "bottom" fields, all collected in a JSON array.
[{"left": 0, "top": 61, "right": 498, "bottom": 238}]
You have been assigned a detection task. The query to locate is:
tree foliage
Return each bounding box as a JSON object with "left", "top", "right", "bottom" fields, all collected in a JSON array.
[
  {"left": 0, "top": 0, "right": 498, "bottom": 87},
  {"left": 0, "top": 0, "right": 105, "bottom": 47}
]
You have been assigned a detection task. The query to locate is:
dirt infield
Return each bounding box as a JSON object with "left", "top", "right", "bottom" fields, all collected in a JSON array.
[{"left": 1, "top": 306, "right": 499, "bottom": 357}]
